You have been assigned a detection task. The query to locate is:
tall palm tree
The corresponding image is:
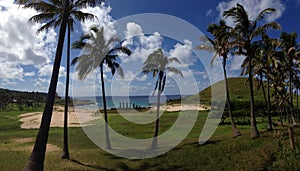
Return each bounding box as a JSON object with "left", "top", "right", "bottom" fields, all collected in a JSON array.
[
  {"left": 253, "top": 33, "right": 280, "bottom": 131},
  {"left": 22, "top": 1, "right": 69, "bottom": 170},
  {"left": 23, "top": 0, "right": 97, "bottom": 159},
  {"left": 142, "top": 48, "right": 183, "bottom": 149},
  {"left": 71, "top": 26, "right": 132, "bottom": 149},
  {"left": 18, "top": 0, "right": 104, "bottom": 170},
  {"left": 223, "top": 3, "right": 281, "bottom": 138},
  {"left": 279, "top": 32, "right": 299, "bottom": 126},
  {"left": 196, "top": 20, "right": 241, "bottom": 138}
]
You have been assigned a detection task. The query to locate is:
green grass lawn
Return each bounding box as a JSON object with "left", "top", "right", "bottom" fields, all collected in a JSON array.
[{"left": 1, "top": 108, "right": 300, "bottom": 170}]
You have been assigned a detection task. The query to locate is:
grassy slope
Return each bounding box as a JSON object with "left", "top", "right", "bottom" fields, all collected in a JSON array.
[
  {"left": 1, "top": 108, "right": 300, "bottom": 170},
  {"left": 185, "top": 77, "right": 270, "bottom": 104}
]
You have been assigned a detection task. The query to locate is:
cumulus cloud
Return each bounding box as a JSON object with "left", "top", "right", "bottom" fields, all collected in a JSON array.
[
  {"left": 228, "top": 55, "right": 246, "bottom": 71},
  {"left": 215, "top": 0, "right": 285, "bottom": 26},
  {"left": 80, "top": 4, "right": 116, "bottom": 41},
  {"left": 0, "top": 60, "right": 24, "bottom": 81},
  {"left": 38, "top": 64, "right": 66, "bottom": 78},
  {"left": 125, "top": 23, "right": 143, "bottom": 40},
  {"left": 0, "top": 0, "right": 57, "bottom": 83},
  {"left": 169, "top": 39, "right": 193, "bottom": 66},
  {"left": 24, "top": 72, "right": 36, "bottom": 77}
]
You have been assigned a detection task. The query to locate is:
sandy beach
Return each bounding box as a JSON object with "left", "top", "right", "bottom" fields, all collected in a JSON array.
[
  {"left": 19, "top": 106, "right": 100, "bottom": 129},
  {"left": 19, "top": 104, "right": 210, "bottom": 129}
]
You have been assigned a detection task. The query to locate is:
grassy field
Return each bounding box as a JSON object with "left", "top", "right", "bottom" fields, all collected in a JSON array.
[{"left": 1, "top": 107, "right": 300, "bottom": 170}]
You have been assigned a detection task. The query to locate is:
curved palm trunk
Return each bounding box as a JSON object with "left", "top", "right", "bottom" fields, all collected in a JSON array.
[
  {"left": 23, "top": 1, "right": 69, "bottom": 170},
  {"left": 61, "top": 24, "right": 71, "bottom": 159},
  {"left": 266, "top": 68, "right": 273, "bottom": 131},
  {"left": 249, "top": 57, "right": 259, "bottom": 138},
  {"left": 223, "top": 57, "right": 241, "bottom": 137},
  {"left": 151, "top": 72, "right": 163, "bottom": 149},
  {"left": 100, "top": 63, "right": 112, "bottom": 150}
]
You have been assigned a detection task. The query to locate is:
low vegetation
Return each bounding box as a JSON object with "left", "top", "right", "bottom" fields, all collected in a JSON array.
[{"left": 1, "top": 106, "right": 300, "bottom": 170}]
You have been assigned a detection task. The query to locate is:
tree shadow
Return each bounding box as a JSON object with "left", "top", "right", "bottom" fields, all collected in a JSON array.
[
  {"left": 68, "top": 159, "right": 117, "bottom": 171},
  {"left": 188, "top": 140, "right": 221, "bottom": 147}
]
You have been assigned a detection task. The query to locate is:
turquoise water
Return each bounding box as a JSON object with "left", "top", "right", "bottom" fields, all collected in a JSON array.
[{"left": 74, "top": 95, "right": 182, "bottom": 109}]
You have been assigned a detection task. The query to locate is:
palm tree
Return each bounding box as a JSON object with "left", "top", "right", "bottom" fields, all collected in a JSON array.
[
  {"left": 22, "top": 1, "right": 69, "bottom": 170},
  {"left": 142, "top": 48, "right": 183, "bottom": 149},
  {"left": 71, "top": 26, "right": 131, "bottom": 149},
  {"left": 18, "top": 0, "right": 103, "bottom": 169},
  {"left": 279, "top": 32, "right": 299, "bottom": 126},
  {"left": 196, "top": 20, "right": 241, "bottom": 138},
  {"left": 223, "top": 3, "right": 281, "bottom": 138},
  {"left": 23, "top": 0, "right": 97, "bottom": 159},
  {"left": 253, "top": 33, "right": 280, "bottom": 131}
]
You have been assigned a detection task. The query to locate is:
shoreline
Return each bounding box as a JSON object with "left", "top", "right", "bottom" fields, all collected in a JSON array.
[{"left": 19, "top": 104, "right": 210, "bottom": 129}]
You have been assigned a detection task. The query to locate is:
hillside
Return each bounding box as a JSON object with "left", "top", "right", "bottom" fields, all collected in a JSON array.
[
  {"left": 185, "top": 77, "right": 268, "bottom": 104},
  {"left": 0, "top": 88, "right": 50, "bottom": 105}
]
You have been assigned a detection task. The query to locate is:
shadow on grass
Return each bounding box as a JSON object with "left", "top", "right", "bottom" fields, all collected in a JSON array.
[
  {"left": 187, "top": 140, "right": 221, "bottom": 147},
  {"left": 68, "top": 159, "right": 117, "bottom": 171}
]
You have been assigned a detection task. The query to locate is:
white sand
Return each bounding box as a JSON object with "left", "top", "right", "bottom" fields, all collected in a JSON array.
[
  {"left": 19, "top": 106, "right": 99, "bottom": 129},
  {"left": 151, "top": 104, "right": 210, "bottom": 112},
  {"left": 19, "top": 104, "right": 210, "bottom": 129}
]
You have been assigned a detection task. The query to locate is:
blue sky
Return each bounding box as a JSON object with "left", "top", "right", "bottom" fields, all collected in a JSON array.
[{"left": 0, "top": 0, "right": 300, "bottom": 97}]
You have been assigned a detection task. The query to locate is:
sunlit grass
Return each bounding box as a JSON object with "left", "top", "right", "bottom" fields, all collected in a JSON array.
[{"left": 1, "top": 108, "right": 300, "bottom": 170}]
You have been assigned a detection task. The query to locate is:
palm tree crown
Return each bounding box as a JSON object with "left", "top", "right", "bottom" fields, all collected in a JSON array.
[
  {"left": 72, "top": 27, "right": 132, "bottom": 79},
  {"left": 24, "top": 0, "right": 96, "bottom": 34}
]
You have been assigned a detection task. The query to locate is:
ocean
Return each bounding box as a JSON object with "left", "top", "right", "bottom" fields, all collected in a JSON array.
[{"left": 74, "top": 95, "right": 183, "bottom": 109}]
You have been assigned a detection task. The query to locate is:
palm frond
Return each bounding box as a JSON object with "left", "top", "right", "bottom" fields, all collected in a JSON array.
[
  {"left": 255, "top": 8, "right": 276, "bottom": 22},
  {"left": 72, "top": 10, "right": 96, "bottom": 23},
  {"left": 114, "top": 63, "right": 125, "bottom": 78},
  {"left": 71, "top": 57, "right": 79, "bottom": 66},
  {"left": 168, "top": 57, "right": 181, "bottom": 64},
  {"left": 166, "top": 67, "right": 184, "bottom": 77}
]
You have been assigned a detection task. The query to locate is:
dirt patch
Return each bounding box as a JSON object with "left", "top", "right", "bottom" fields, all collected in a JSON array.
[
  {"left": 16, "top": 144, "right": 60, "bottom": 152},
  {"left": 15, "top": 137, "right": 34, "bottom": 143}
]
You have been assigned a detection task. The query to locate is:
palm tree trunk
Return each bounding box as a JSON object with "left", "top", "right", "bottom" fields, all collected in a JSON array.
[
  {"left": 249, "top": 58, "right": 259, "bottom": 138},
  {"left": 23, "top": 0, "right": 69, "bottom": 170},
  {"left": 266, "top": 68, "right": 273, "bottom": 131},
  {"left": 100, "top": 63, "right": 112, "bottom": 150},
  {"left": 289, "top": 59, "right": 297, "bottom": 126},
  {"left": 277, "top": 101, "right": 284, "bottom": 127},
  {"left": 222, "top": 57, "right": 240, "bottom": 137},
  {"left": 297, "top": 88, "right": 300, "bottom": 121},
  {"left": 260, "top": 74, "right": 267, "bottom": 115},
  {"left": 61, "top": 24, "right": 70, "bottom": 159},
  {"left": 152, "top": 72, "right": 163, "bottom": 149}
]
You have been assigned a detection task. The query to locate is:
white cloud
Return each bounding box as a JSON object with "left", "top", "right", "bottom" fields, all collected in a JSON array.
[
  {"left": 80, "top": 4, "right": 116, "bottom": 41},
  {"left": 38, "top": 64, "right": 66, "bottom": 77},
  {"left": 24, "top": 72, "right": 36, "bottom": 77},
  {"left": 0, "top": 60, "right": 23, "bottom": 81},
  {"left": 206, "top": 9, "right": 215, "bottom": 18},
  {"left": 229, "top": 55, "right": 246, "bottom": 71},
  {"left": 169, "top": 39, "right": 193, "bottom": 66},
  {"left": 125, "top": 22, "right": 143, "bottom": 41},
  {"left": 215, "top": 0, "right": 285, "bottom": 26},
  {"left": 122, "top": 23, "right": 163, "bottom": 64},
  {"left": 0, "top": 0, "right": 57, "bottom": 84}
]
